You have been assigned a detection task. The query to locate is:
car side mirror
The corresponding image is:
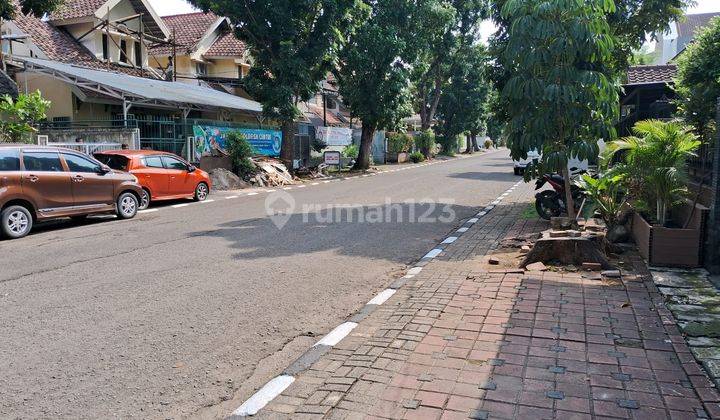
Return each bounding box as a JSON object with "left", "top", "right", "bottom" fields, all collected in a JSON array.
[
  {"left": 187, "top": 165, "right": 196, "bottom": 173},
  {"left": 98, "top": 164, "right": 111, "bottom": 174}
]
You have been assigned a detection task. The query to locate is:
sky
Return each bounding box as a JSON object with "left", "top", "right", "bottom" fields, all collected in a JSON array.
[{"left": 148, "top": 0, "right": 720, "bottom": 42}]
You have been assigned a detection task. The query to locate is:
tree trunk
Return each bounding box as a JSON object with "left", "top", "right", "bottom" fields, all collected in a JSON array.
[
  {"left": 471, "top": 133, "right": 480, "bottom": 151},
  {"left": 562, "top": 165, "right": 576, "bottom": 219},
  {"left": 354, "top": 123, "right": 376, "bottom": 170},
  {"left": 280, "top": 120, "right": 295, "bottom": 170},
  {"left": 465, "top": 133, "right": 473, "bottom": 154}
]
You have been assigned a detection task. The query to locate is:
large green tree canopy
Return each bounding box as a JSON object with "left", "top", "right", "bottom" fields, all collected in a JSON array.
[
  {"left": 189, "top": 0, "right": 368, "bottom": 163},
  {"left": 0, "top": 0, "right": 62, "bottom": 19}
]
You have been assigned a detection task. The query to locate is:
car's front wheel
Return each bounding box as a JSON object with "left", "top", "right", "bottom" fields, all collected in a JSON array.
[
  {"left": 194, "top": 182, "right": 209, "bottom": 202},
  {"left": 1, "top": 205, "right": 33, "bottom": 239},
  {"left": 116, "top": 192, "right": 139, "bottom": 219}
]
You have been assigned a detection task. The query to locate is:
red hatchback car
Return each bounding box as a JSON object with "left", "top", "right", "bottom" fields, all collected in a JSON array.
[{"left": 94, "top": 150, "right": 211, "bottom": 210}]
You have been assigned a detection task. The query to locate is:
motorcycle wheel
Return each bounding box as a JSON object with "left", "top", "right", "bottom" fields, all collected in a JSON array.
[{"left": 535, "top": 190, "right": 562, "bottom": 220}]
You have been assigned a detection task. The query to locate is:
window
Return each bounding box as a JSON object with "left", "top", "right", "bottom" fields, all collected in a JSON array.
[
  {"left": 195, "top": 62, "right": 207, "bottom": 76},
  {"left": 134, "top": 41, "right": 142, "bottom": 66},
  {"left": 102, "top": 34, "right": 109, "bottom": 60},
  {"left": 142, "top": 156, "right": 164, "bottom": 168},
  {"left": 120, "top": 39, "right": 128, "bottom": 63},
  {"left": 0, "top": 149, "right": 20, "bottom": 171},
  {"left": 162, "top": 156, "right": 187, "bottom": 170},
  {"left": 95, "top": 154, "right": 129, "bottom": 171},
  {"left": 22, "top": 151, "right": 63, "bottom": 172},
  {"left": 62, "top": 153, "right": 101, "bottom": 173}
]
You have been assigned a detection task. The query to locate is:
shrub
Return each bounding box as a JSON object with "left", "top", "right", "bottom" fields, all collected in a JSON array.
[
  {"left": 575, "top": 170, "right": 627, "bottom": 227},
  {"left": 438, "top": 135, "right": 459, "bottom": 156},
  {"left": 409, "top": 151, "right": 425, "bottom": 163},
  {"left": 387, "top": 132, "right": 413, "bottom": 154},
  {"left": 342, "top": 144, "right": 359, "bottom": 158},
  {"left": 0, "top": 92, "right": 51, "bottom": 143},
  {"left": 484, "top": 139, "right": 493, "bottom": 149},
  {"left": 311, "top": 137, "right": 327, "bottom": 153},
  {"left": 226, "top": 131, "right": 256, "bottom": 177},
  {"left": 413, "top": 130, "right": 435, "bottom": 156}
]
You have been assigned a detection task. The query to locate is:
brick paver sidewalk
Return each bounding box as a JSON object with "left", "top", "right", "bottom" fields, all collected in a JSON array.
[{"left": 257, "top": 186, "right": 720, "bottom": 419}]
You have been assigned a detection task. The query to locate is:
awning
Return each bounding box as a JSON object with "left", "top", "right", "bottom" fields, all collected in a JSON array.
[{"left": 19, "top": 57, "right": 263, "bottom": 114}]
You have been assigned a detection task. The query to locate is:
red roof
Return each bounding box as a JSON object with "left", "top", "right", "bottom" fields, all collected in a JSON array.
[
  {"left": 48, "top": 0, "right": 106, "bottom": 21},
  {"left": 625, "top": 65, "right": 677, "bottom": 85},
  {"left": 12, "top": 10, "right": 148, "bottom": 77},
  {"left": 153, "top": 12, "right": 219, "bottom": 56},
  {"left": 205, "top": 31, "right": 245, "bottom": 57}
]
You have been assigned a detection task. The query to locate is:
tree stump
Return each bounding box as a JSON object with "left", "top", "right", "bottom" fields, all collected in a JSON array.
[{"left": 521, "top": 230, "right": 614, "bottom": 269}]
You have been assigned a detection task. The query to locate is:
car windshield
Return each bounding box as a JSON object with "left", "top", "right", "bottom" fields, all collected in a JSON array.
[{"left": 94, "top": 154, "right": 129, "bottom": 171}]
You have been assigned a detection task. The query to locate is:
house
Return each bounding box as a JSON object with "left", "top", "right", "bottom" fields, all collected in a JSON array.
[
  {"left": 0, "top": 1, "right": 267, "bottom": 158},
  {"left": 619, "top": 64, "right": 677, "bottom": 137},
  {"left": 656, "top": 12, "right": 720, "bottom": 64},
  {"left": 149, "top": 12, "right": 250, "bottom": 96}
]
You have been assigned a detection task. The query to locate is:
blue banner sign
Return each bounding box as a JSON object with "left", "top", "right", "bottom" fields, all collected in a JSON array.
[{"left": 192, "top": 125, "right": 282, "bottom": 160}]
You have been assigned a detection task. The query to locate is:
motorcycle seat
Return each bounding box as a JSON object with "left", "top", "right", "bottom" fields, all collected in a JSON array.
[{"left": 549, "top": 174, "right": 564, "bottom": 184}]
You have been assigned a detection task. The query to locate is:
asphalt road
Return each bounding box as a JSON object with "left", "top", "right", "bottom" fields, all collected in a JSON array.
[{"left": 0, "top": 150, "right": 521, "bottom": 419}]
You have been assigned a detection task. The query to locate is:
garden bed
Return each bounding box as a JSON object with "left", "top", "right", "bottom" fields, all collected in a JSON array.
[{"left": 631, "top": 201, "right": 709, "bottom": 268}]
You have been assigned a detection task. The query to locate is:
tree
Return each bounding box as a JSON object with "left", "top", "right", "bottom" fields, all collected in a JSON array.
[
  {"left": 412, "top": 0, "right": 487, "bottom": 134},
  {"left": 334, "top": 0, "right": 419, "bottom": 170},
  {"left": 675, "top": 17, "right": 720, "bottom": 145},
  {"left": 496, "top": 0, "right": 619, "bottom": 219},
  {"left": 0, "top": 0, "right": 62, "bottom": 19},
  {"left": 189, "top": 0, "right": 368, "bottom": 168},
  {"left": 0, "top": 92, "right": 51, "bottom": 143},
  {"left": 436, "top": 43, "right": 490, "bottom": 155}
]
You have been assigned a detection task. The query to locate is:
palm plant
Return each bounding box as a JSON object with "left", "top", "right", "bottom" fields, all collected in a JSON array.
[
  {"left": 575, "top": 168, "right": 627, "bottom": 228},
  {"left": 606, "top": 120, "right": 700, "bottom": 226}
]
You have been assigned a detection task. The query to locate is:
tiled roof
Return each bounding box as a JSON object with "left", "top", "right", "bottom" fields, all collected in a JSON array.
[
  {"left": 625, "top": 65, "right": 677, "bottom": 85},
  {"left": 677, "top": 12, "right": 720, "bottom": 38},
  {"left": 153, "top": 12, "right": 219, "bottom": 56},
  {"left": 205, "top": 31, "right": 245, "bottom": 57},
  {"left": 48, "top": 0, "right": 106, "bottom": 21},
  {"left": 305, "top": 103, "right": 344, "bottom": 126},
  {"left": 0, "top": 70, "right": 19, "bottom": 98},
  {"left": 12, "top": 10, "right": 148, "bottom": 78}
]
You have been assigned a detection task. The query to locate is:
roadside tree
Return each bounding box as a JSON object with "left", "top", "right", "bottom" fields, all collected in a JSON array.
[
  {"left": 494, "top": 0, "right": 618, "bottom": 218},
  {"left": 189, "top": 0, "right": 368, "bottom": 168},
  {"left": 0, "top": 0, "right": 62, "bottom": 19},
  {"left": 0, "top": 92, "right": 51, "bottom": 143}
]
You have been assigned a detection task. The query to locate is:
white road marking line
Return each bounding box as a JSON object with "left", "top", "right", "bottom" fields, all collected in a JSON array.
[
  {"left": 407, "top": 267, "right": 423, "bottom": 276},
  {"left": 457, "top": 227, "right": 469, "bottom": 233},
  {"left": 283, "top": 187, "right": 292, "bottom": 190},
  {"left": 442, "top": 237, "right": 458, "bottom": 244},
  {"left": 199, "top": 199, "right": 215, "bottom": 203},
  {"left": 323, "top": 180, "right": 331, "bottom": 183},
  {"left": 477, "top": 212, "right": 487, "bottom": 217},
  {"left": 138, "top": 209, "right": 159, "bottom": 214},
  {"left": 491, "top": 200, "right": 501, "bottom": 205},
  {"left": 247, "top": 192, "right": 259, "bottom": 196},
  {"left": 467, "top": 218, "right": 479, "bottom": 224},
  {"left": 297, "top": 185, "right": 307, "bottom": 188},
  {"left": 266, "top": 189, "right": 276, "bottom": 192},
  {"left": 225, "top": 195, "right": 239, "bottom": 199},
  {"left": 315, "top": 322, "right": 358, "bottom": 347},
  {"left": 367, "top": 289, "right": 396, "bottom": 306},
  {"left": 485, "top": 206, "right": 494, "bottom": 211},
  {"left": 232, "top": 375, "right": 295, "bottom": 417},
  {"left": 423, "top": 248, "right": 443, "bottom": 259},
  {"left": 311, "top": 182, "right": 320, "bottom": 186},
  {"left": 172, "top": 203, "right": 191, "bottom": 208}
]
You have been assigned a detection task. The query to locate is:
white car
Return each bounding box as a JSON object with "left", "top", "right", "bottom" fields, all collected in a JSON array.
[{"left": 513, "top": 149, "right": 540, "bottom": 175}]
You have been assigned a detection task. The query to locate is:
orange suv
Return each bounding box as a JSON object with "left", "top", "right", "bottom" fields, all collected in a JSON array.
[
  {"left": 94, "top": 150, "right": 211, "bottom": 210},
  {"left": 0, "top": 144, "right": 143, "bottom": 239}
]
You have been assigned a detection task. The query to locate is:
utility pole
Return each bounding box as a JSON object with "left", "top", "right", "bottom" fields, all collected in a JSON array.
[{"left": 172, "top": 28, "right": 177, "bottom": 82}]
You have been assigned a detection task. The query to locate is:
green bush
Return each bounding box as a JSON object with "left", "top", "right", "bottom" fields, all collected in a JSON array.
[
  {"left": 387, "top": 132, "right": 413, "bottom": 154},
  {"left": 409, "top": 151, "right": 425, "bottom": 163},
  {"left": 413, "top": 130, "right": 435, "bottom": 156},
  {"left": 484, "top": 139, "right": 493, "bottom": 149},
  {"left": 227, "top": 131, "right": 256, "bottom": 177},
  {"left": 342, "top": 144, "right": 359, "bottom": 158},
  {"left": 311, "top": 137, "right": 327, "bottom": 153},
  {"left": 438, "top": 135, "right": 459, "bottom": 156}
]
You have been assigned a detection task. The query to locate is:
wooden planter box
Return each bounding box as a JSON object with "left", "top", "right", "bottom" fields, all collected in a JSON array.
[
  {"left": 386, "top": 152, "right": 409, "bottom": 163},
  {"left": 631, "top": 201, "right": 709, "bottom": 268}
]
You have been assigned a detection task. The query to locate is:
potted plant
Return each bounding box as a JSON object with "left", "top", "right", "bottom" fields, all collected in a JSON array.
[
  {"left": 607, "top": 120, "right": 708, "bottom": 267},
  {"left": 386, "top": 133, "right": 412, "bottom": 163}
]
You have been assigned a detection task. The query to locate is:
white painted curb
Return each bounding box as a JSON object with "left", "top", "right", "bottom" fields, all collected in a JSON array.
[
  {"left": 367, "top": 289, "right": 396, "bottom": 306},
  {"left": 315, "top": 322, "right": 358, "bottom": 347},
  {"left": 232, "top": 375, "right": 295, "bottom": 417}
]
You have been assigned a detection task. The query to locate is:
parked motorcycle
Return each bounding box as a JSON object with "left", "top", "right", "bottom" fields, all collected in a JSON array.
[{"left": 534, "top": 168, "right": 588, "bottom": 220}]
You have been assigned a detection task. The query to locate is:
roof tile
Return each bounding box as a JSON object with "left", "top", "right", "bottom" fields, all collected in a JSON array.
[
  {"left": 48, "top": 0, "right": 106, "bottom": 21},
  {"left": 153, "top": 12, "right": 219, "bottom": 56},
  {"left": 625, "top": 65, "right": 677, "bottom": 85},
  {"left": 677, "top": 12, "right": 720, "bottom": 38}
]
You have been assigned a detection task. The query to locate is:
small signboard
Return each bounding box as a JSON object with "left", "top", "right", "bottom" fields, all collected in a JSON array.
[{"left": 324, "top": 151, "right": 341, "bottom": 166}]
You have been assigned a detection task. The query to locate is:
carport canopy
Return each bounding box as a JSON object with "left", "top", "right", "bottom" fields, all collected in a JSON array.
[{"left": 20, "top": 57, "right": 263, "bottom": 114}]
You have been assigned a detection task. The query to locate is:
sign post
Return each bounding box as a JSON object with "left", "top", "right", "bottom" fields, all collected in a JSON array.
[{"left": 323, "top": 150, "right": 341, "bottom": 168}]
